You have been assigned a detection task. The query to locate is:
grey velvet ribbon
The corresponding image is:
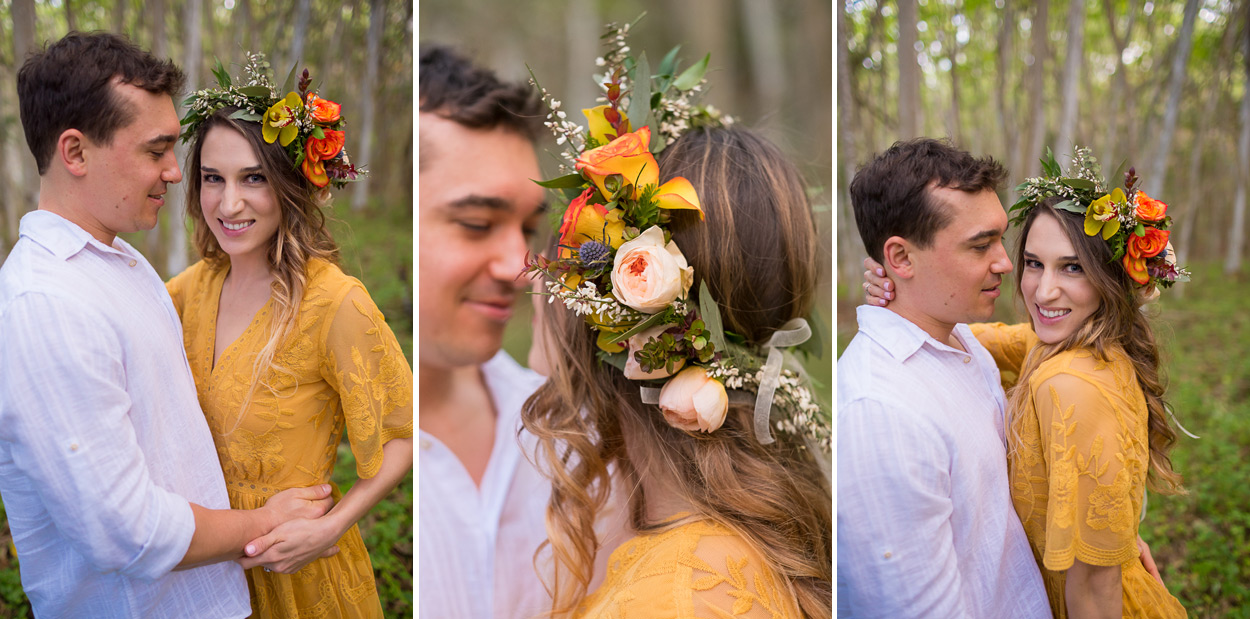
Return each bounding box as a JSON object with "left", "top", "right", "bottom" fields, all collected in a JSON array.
[{"left": 752, "top": 318, "right": 812, "bottom": 445}]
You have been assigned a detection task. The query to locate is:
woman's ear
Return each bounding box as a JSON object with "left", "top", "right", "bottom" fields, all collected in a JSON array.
[{"left": 882, "top": 236, "right": 916, "bottom": 279}]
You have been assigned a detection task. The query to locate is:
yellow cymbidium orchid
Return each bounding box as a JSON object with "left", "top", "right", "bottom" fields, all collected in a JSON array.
[
  {"left": 1084, "top": 188, "right": 1124, "bottom": 240},
  {"left": 262, "top": 92, "right": 303, "bottom": 146}
]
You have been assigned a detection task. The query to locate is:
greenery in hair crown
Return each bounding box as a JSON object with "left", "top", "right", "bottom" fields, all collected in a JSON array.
[
  {"left": 524, "top": 17, "right": 829, "bottom": 453},
  {"left": 180, "top": 53, "right": 363, "bottom": 189},
  {"left": 1011, "top": 146, "right": 1190, "bottom": 289}
]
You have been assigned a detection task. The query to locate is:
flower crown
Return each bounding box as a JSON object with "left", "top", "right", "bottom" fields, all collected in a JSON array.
[
  {"left": 524, "top": 19, "right": 830, "bottom": 454},
  {"left": 180, "top": 53, "right": 363, "bottom": 189},
  {"left": 1010, "top": 146, "right": 1190, "bottom": 289}
]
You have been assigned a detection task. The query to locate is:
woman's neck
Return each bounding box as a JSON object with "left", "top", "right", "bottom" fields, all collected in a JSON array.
[{"left": 223, "top": 251, "right": 272, "bottom": 291}]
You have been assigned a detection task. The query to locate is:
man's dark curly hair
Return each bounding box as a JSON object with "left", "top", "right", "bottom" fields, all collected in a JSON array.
[{"left": 419, "top": 44, "right": 542, "bottom": 142}]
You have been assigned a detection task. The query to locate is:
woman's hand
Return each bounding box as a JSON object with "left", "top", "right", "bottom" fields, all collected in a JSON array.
[
  {"left": 1138, "top": 535, "right": 1164, "bottom": 585},
  {"left": 259, "top": 484, "right": 334, "bottom": 530},
  {"left": 1065, "top": 559, "right": 1122, "bottom": 619},
  {"left": 238, "top": 516, "right": 343, "bottom": 574},
  {"left": 862, "top": 257, "right": 894, "bottom": 307}
]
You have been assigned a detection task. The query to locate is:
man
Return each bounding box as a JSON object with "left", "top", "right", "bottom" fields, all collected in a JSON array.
[
  {"left": 837, "top": 138, "right": 1051, "bottom": 617},
  {"left": 417, "top": 44, "right": 560, "bottom": 619},
  {"left": 0, "top": 32, "right": 332, "bottom": 618}
]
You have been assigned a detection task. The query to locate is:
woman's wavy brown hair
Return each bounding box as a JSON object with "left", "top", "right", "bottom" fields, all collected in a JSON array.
[
  {"left": 185, "top": 107, "right": 341, "bottom": 426},
  {"left": 1009, "top": 198, "right": 1183, "bottom": 494},
  {"left": 521, "top": 126, "right": 833, "bottom": 618}
]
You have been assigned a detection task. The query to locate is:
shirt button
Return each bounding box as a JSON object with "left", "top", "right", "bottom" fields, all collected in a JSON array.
[
  {"left": 419, "top": 438, "right": 431, "bottom": 450},
  {"left": 128, "top": 260, "right": 137, "bottom": 267},
  {"left": 963, "top": 357, "right": 971, "bottom": 364},
  {"left": 883, "top": 551, "right": 893, "bottom": 559},
  {"left": 69, "top": 443, "right": 79, "bottom": 452}
]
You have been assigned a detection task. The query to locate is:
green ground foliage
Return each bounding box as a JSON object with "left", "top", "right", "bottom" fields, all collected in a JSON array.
[
  {"left": 837, "top": 264, "right": 1250, "bottom": 616},
  {"left": 0, "top": 200, "right": 412, "bottom": 617}
]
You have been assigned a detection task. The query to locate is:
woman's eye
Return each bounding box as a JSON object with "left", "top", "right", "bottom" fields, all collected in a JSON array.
[
  {"left": 1064, "top": 263, "right": 1084, "bottom": 274},
  {"left": 202, "top": 173, "right": 222, "bottom": 183},
  {"left": 1024, "top": 259, "right": 1042, "bottom": 269},
  {"left": 246, "top": 173, "right": 267, "bottom": 184},
  {"left": 458, "top": 221, "right": 490, "bottom": 233}
]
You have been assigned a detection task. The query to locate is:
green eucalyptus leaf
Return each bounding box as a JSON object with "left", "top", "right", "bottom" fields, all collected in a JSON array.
[
  {"left": 212, "top": 59, "right": 231, "bottom": 87},
  {"left": 279, "top": 63, "right": 299, "bottom": 95},
  {"left": 658, "top": 45, "right": 681, "bottom": 78},
  {"left": 1053, "top": 200, "right": 1085, "bottom": 215},
  {"left": 227, "top": 109, "right": 262, "bottom": 122},
  {"left": 1062, "top": 177, "right": 1097, "bottom": 190},
  {"left": 237, "top": 85, "right": 272, "bottom": 98},
  {"left": 627, "top": 52, "right": 652, "bottom": 134},
  {"left": 1111, "top": 159, "right": 1129, "bottom": 188},
  {"left": 673, "top": 53, "right": 710, "bottom": 90},
  {"left": 596, "top": 350, "right": 629, "bottom": 371},
  {"left": 1041, "top": 147, "right": 1062, "bottom": 178},
  {"left": 605, "top": 310, "right": 669, "bottom": 345},
  {"left": 698, "top": 281, "right": 728, "bottom": 354},
  {"left": 534, "top": 173, "right": 588, "bottom": 189},
  {"left": 799, "top": 307, "right": 826, "bottom": 360}
]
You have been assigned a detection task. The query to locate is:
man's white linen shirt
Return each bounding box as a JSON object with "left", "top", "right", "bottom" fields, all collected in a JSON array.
[
  {"left": 419, "top": 351, "right": 553, "bottom": 619},
  {"left": 0, "top": 211, "right": 249, "bottom": 618},
  {"left": 837, "top": 306, "right": 1049, "bottom": 618}
]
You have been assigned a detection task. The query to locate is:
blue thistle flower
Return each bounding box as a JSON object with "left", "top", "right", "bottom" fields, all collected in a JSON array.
[{"left": 579, "top": 241, "right": 611, "bottom": 268}]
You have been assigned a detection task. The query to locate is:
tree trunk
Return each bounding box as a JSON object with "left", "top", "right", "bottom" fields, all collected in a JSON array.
[
  {"left": 1025, "top": 0, "right": 1049, "bottom": 177},
  {"left": 897, "top": 0, "right": 920, "bottom": 138},
  {"left": 145, "top": 0, "right": 169, "bottom": 264},
  {"left": 113, "top": 0, "right": 128, "bottom": 35},
  {"left": 351, "top": 0, "right": 384, "bottom": 211},
  {"left": 1099, "top": 0, "right": 1135, "bottom": 168},
  {"left": 1225, "top": 21, "right": 1250, "bottom": 275},
  {"left": 288, "top": 0, "right": 312, "bottom": 68},
  {"left": 1054, "top": 0, "right": 1086, "bottom": 161},
  {"left": 9, "top": 0, "right": 39, "bottom": 248},
  {"left": 1144, "top": 0, "right": 1201, "bottom": 197},
  {"left": 944, "top": 8, "right": 963, "bottom": 146},
  {"left": 738, "top": 0, "right": 786, "bottom": 117},
  {"left": 65, "top": 0, "right": 78, "bottom": 33},
  {"left": 997, "top": 0, "right": 1018, "bottom": 189},
  {"left": 838, "top": 0, "right": 865, "bottom": 282},
  {"left": 167, "top": 0, "right": 203, "bottom": 277},
  {"left": 563, "top": 0, "right": 599, "bottom": 113}
]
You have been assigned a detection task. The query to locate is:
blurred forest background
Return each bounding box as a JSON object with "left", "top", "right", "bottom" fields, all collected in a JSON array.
[
  {"left": 837, "top": 1, "right": 1250, "bottom": 614},
  {"left": 420, "top": 0, "right": 835, "bottom": 394},
  {"left": 0, "top": 0, "right": 413, "bottom": 616}
]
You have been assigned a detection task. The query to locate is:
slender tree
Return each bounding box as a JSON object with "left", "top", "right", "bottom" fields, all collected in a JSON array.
[
  {"left": 1145, "top": 0, "right": 1201, "bottom": 197},
  {"left": 352, "top": 0, "right": 384, "bottom": 211},
  {"left": 1054, "top": 0, "right": 1086, "bottom": 161},
  {"left": 898, "top": 0, "right": 920, "bottom": 138}
]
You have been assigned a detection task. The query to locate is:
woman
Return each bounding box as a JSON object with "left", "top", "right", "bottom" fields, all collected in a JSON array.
[
  {"left": 523, "top": 124, "right": 833, "bottom": 619},
  {"left": 166, "top": 58, "right": 413, "bottom": 617},
  {"left": 864, "top": 151, "right": 1186, "bottom": 617}
]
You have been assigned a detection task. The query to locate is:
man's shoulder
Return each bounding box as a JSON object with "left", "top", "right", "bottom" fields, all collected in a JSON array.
[{"left": 483, "top": 350, "right": 546, "bottom": 394}]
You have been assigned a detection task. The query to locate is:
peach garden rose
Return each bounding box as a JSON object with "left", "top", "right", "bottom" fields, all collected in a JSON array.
[
  {"left": 657, "top": 366, "right": 728, "bottom": 432},
  {"left": 610, "top": 226, "right": 693, "bottom": 314}
]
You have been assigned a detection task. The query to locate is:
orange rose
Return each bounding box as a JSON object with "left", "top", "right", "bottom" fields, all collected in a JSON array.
[
  {"left": 306, "top": 129, "right": 345, "bottom": 163},
  {"left": 1123, "top": 254, "right": 1149, "bottom": 285},
  {"left": 1134, "top": 191, "right": 1168, "bottom": 222},
  {"left": 301, "top": 158, "right": 328, "bottom": 188},
  {"left": 576, "top": 127, "right": 659, "bottom": 199},
  {"left": 306, "top": 93, "right": 341, "bottom": 124},
  {"left": 1127, "top": 227, "right": 1169, "bottom": 259}
]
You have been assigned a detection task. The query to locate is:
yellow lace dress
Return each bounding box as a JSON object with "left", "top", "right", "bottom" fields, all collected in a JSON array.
[
  {"left": 167, "top": 258, "right": 413, "bottom": 618},
  {"left": 971, "top": 323, "right": 1185, "bottom": 618},
  {"left": 576, "top": 518, "right": 801, "bottom": 619}
]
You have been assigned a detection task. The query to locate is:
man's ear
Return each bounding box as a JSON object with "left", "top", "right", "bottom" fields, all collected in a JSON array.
[
  {"left": 882, "top": 236, "right": 917, "bottom": 279},
  {"left": 57, "top": 129, "right": 88, "bottom": 177}
]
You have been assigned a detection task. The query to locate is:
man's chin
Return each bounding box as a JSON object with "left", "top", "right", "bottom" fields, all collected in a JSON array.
[{"left": 419, "top": 334, "right": 505, "bottom": 370}]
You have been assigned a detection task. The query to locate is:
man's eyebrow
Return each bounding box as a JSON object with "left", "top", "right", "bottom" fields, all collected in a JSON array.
[
  {"left": 965, "top": 229, "right": 1003, "bottom": 244},
  {"left": 146, "top": 134, "right": 178, "bottom": 147}
]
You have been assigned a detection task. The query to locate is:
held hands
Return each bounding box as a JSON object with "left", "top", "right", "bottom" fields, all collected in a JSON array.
[
  {"left": 240, "top": 484, "right": 341, "bottom": 574},
  {"left": 862, "top": 257, "right": 895, "bottom": 307},
  {"left": 238, "top": 516, "right": 343, "bottom": 574},
  {"left": 1138, "top": 535, "right": 1164, "bottom": 586}
]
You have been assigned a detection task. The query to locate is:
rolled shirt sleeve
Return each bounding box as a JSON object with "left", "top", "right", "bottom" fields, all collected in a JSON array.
[
  {"left": 0, "top": 292, "right": 193, "bottom": 579},
  {"left": 838, "top": 396, "right": 970, "bottom": 618}
]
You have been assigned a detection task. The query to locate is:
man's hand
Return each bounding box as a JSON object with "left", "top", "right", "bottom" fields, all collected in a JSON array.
[
  {"left": 259, "top": 485, "right": 335, "bottom": 531},
  {"left": 238, "top": 517, "right": 342, "bottom": 574}
]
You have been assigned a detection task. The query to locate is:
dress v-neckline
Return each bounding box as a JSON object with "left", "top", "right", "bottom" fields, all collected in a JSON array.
[{"left": 209, "top": 265, "right": 274, "bottom": 374}]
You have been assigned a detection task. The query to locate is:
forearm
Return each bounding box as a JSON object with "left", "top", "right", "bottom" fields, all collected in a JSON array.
[
  {"left": 177, "top": 503, "right": 275, "bottom": 569},
  {"left": 1065, "top": 560, "right": 1122, "bottom": 619},
  {"left": 323, "top": 438, "right": 414, "bottom": 537}
]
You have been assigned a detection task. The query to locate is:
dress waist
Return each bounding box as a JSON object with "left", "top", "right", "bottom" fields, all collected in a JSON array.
[{"left": 226, "top": 478, "right": 334, "bottom": 499}]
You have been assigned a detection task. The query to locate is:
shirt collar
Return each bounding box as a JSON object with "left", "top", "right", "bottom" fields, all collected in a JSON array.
[
  {"left": 855, "top": 304, "right": 975, "bottom": 362},
  {"left": 18, "top": 210, "right": 136, "bottom": 261}
]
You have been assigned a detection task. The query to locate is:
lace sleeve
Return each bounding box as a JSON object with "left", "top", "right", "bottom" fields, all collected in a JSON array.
[
  {"left": 1033, "top": 361, "right": 1143, "bottom": 571},
  {"left": 318, "top": 284, "right": 413, "bottom": 478},
  {"left": 969, "top": 322, "right": 1036, "bottom": 388}
]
